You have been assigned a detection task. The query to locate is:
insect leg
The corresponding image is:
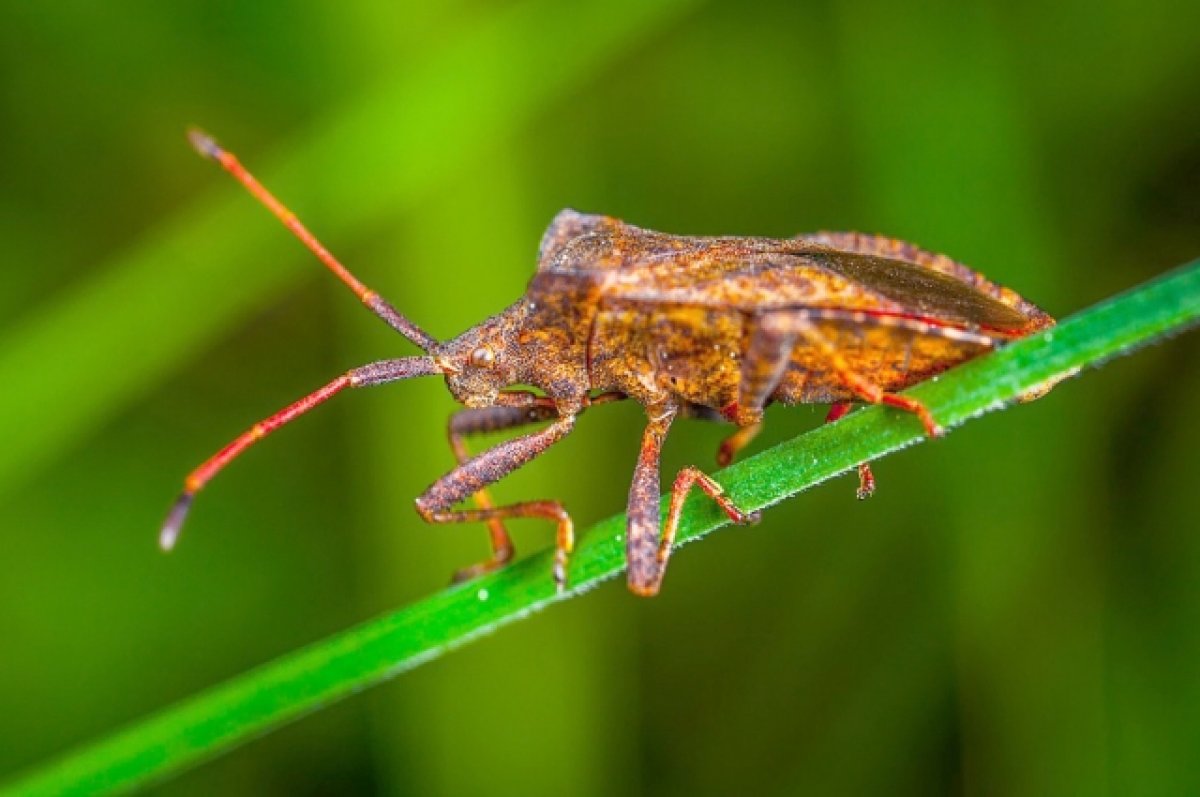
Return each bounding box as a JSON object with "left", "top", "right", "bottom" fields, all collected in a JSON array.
[
  {"left": 688, "top": 315, "right": 805, "bottom": 469},
  {"left": 756, "top": 312, "right": 944, "bottom": 437},
  {"left": 446, "top": 402, "right": 560, "bottom": 582},
  {"left": 822, "top": 352, "right": 943, "bottom": 437},
  {"left": 626, "top": 405, "right": 759, "bottom": 597},
  {"left": 188, "top": 129, "right": 436, "bottom": 351},
  {"left": 161, "top": 356, "right": 439, "bottom": 549},
  {"left": 825, "top": 402, "right": 876, "bottom": 499},
  {"left": 735, "top": 319, "right": 797, "bottom": 425},
  {"left": 674, "top": 403, "right": 761, "bottom": 468},
  {"left": 715, "top": 422, "right": 763, "bottom": 468},
  {"left": 416, "top": 415, "right": 577, "bottom": 591},
  {"left": 711, "top": 310, "right": 823, "bottom": 464}
]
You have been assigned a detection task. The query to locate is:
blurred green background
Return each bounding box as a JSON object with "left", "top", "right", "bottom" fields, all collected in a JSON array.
[{"left": 2, "top": 1, "right": 1198, "bottom": 794}]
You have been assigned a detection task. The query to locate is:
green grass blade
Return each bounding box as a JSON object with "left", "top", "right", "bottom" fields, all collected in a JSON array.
[
  {"left": 0, "top": 0, "right": 700, "bottom": 498},
  {"left": 4, "top": 261, "right": 1196, "bottom": 795}
]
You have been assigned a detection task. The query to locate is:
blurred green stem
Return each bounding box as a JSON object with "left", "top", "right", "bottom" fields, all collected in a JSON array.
[{"left": 3, "top": 260, "right": 1196, "bottom": 795}]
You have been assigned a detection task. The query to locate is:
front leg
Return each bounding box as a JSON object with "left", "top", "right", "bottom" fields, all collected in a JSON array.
[
  {"left": 447, "top": 401, "right": 559, "bottom": 582},
  {"left": 626, "top": 405, "right": 759, "bottom": 597},
  {"left": 444, "top": 391, "right": 627, "bottom": 582},
  {"left": 416, "top": 414, "right": 577, "bottom": 591}
]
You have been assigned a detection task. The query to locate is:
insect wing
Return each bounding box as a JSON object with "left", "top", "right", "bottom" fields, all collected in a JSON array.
[{"left": 803, "top": 249, "right": 1035, "bottom": 335}]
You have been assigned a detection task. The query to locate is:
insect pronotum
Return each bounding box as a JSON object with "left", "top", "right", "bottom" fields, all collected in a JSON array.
[{"left": 163, "top": 129, "right": 1056, "bottom": 597}]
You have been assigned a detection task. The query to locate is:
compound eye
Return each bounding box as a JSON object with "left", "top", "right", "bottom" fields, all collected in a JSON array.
[{"left": 469, "top": 345, "right": 496, "bottom": 369}]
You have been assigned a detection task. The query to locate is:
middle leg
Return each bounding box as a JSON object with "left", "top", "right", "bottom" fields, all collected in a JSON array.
[
  {"left": 626, "top": 405, "right": 759, "bottom": 597},
  {"left": 704, "top": 310, "right": 810, "bottom": 471}
]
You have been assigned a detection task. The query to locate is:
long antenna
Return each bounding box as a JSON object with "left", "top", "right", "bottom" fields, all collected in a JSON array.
[
  {"left": 160, "top": 356, "right": 440, "bottom": 551},
  {"left": 187, "top": 128, "right": 437, "bottom": 351}
]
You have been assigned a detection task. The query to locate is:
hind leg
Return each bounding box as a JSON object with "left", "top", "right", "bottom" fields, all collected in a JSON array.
[
  {"left": 731, "top": 311, "right": 942, "bottom": 498},
  {"left": 748, "top": 311, "right": 944, "bottom": 437},
  {"left": 825, "top": 402, "right": 876, "bottom": 499}
]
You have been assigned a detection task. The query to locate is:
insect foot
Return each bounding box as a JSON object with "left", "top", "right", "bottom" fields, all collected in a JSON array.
[
  {"left": 855, "top": 464, "right": 877, "bottom": 500},
  {"left": 663, "top": 468, "right": 762, "bottom": 561},
  {"left": 450, "top": 542, "right": 515, "bottom": 585},
  {"left": 626, "top": 466, "right": 759, "bottom": 598}
]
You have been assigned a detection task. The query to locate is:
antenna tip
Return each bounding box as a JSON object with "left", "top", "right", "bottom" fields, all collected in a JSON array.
[
  {"left": 160, "top": 492, "right": 194, "bottom": 551},
  {"left": 187, "top": 127, "right": 223, "bottom": 160}
]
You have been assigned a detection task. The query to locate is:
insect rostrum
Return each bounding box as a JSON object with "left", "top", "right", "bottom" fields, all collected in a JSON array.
[{"left": 163, "top": 130, "right": 1056, "bottom": 597}]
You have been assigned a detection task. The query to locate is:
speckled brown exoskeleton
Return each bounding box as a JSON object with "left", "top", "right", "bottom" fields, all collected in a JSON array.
[{"left": 162, "top": 130, "right": 1056, "bottom": 596}]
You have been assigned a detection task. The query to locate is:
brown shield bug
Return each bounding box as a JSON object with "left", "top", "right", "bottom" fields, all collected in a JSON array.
[{"left": 162, "top": 130, "right": 1056, "bottom": 597}]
